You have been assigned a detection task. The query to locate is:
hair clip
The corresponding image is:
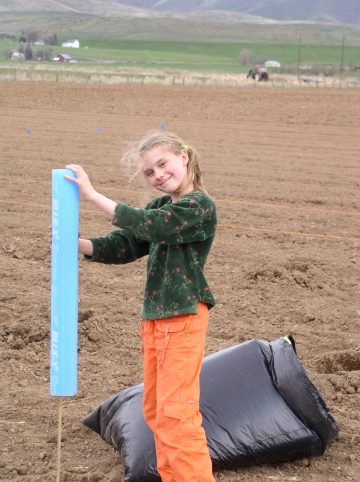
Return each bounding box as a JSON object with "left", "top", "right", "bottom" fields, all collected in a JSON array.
[{"left": 182, "top": 144, "right": 189, "bottom": 151}]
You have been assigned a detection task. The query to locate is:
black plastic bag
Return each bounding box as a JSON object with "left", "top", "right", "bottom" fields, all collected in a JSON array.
[{"left": 83, "top": 336, "right": 339, "bottom": 481}]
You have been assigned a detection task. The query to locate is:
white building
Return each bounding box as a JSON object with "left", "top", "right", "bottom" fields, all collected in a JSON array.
[
  {"left": 264, "top": 60, "right": 281, "bottom": 68},
  {"left": 61, "top": 39, "right": 80, "bottom": 48},
  {"left": 11, "top": 52, "right": 25, "bottom": 61}
]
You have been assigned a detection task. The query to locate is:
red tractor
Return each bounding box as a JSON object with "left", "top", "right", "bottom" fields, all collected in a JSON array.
[{"left": 247, "top": 67, "right": 269, "bottom": 81}]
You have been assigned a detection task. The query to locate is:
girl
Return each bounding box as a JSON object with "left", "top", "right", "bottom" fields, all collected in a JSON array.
[{"left": 65, "top": 131, "right": 217, "bottom": 482}]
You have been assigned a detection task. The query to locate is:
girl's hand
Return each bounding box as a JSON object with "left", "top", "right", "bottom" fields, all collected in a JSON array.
[
  {"left": 65, "top": 164, "right": 97, "bottom": 202},
  {"left": 48, "top": 226, "right": 81, "bottom": 250},
  {"left": 65, "top": 164, "right": 117, "bottom": 217}
]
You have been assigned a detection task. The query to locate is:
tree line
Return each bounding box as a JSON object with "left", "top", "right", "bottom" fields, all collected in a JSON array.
[{"left": 2, "top": 31, "right": 58, "bottom": 61}]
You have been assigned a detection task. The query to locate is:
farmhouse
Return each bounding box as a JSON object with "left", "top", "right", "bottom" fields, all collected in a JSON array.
[
  {"left": 264, "top": 60, "right": 281, "bottom": 68},
  {"left": 61, "top": 39, "right": 80, "bottom": 48},
  {"left": 54, "top": 54, "right": 72, "bottom": 62},
  {"left": 11, "top": 52, "right": 25, "bottom": 61}
]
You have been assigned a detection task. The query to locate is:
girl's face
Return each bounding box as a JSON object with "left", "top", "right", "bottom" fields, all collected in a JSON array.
[{"left": 142, "top": 147, "right": 193, "bottom": 202}]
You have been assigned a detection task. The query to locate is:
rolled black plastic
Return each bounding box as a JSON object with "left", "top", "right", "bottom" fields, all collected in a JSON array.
[{"left": 83, "top": 336, "right": 339, "bottom": 481}]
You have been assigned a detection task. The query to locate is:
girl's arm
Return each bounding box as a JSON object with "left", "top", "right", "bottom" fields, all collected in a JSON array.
[
  {"left": 65, "top": 164, "right": 117, "bottom": 217},
  {"left": 87, "top": 230, "right": 149, "bottom": 264},
  {"left": 112, "top": 193, "right": 217, "bottom": 246}
]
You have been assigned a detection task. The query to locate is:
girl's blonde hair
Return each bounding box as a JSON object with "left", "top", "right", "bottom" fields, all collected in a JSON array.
[{"left": 122, "top": 130, "right": 208, "bottom": 195}]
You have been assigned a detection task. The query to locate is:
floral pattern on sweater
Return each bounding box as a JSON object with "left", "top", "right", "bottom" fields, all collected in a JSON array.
[{"left": 87, "top": 191, "right": 217, "bottom": 320}]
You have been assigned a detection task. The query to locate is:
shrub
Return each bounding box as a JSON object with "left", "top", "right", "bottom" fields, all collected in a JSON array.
[
  {"left": 2, "top": 47, "right": 13, "bottom": 60},
  {"left": 239, "top": 49, "right": 253, "bottom": 66},
  {"left": 27, "top": 31, "right": 39, "bottom": 43},
  {"left": 25, "top": 43, "right": 32, "bottom": 60}
]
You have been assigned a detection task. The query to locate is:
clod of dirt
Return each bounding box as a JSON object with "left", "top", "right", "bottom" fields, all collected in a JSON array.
[
  {"left": 28, "top": 328, "right": 47, "bottom": 343},
  {"left": 66, "top": 467, "right": 88, "bottom": 474},
  {"left": 87, "top": 330, "right": 106, "bottom": 342},
  {"left": 293, "top": 458, "right": 310, "bottom": 467},
  {"left": 74, "top": 390, "right": 84, "bottom": 400},
  {"left": 13, "top": 252, "right": 24, "bottom": 259},
  {"left": 328, "top": 374, "right": 347, "bottom": 391},
  {"left": 79, "top": 308, "right": 95, "bottom": 323},
  {"left": 48, "top": 431, "right": 66, "bottom": 443},
  {"left": 303, "top": 314, "right": 316, "bottom": 323},
  {"left": 293, "top": 272, "right": 309, "bottom": 287},
  {"left": 345, "top": 386, "right": 356, "bottom": 394},
  {"left": 34, "top": 467, "right": 48, "bottom": 475},
  {"left": 348, "top": 371, "right": 360, "bottom": 390},
  {"left": 316, "top": 351, "right": 360, "bottom": 374},
  {"left": 16, "top": 466, "right": 28, "bottom": 475},
  {"left": 10, "top": 338, "right": 26, "bottom": 350}
]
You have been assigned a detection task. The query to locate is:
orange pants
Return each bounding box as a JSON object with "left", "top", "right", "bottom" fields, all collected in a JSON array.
[{"left": 141, "top": 302, "right": 215, "bottom": 482}]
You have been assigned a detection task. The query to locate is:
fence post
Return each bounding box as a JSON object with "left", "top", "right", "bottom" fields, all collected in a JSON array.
[{"left": 13, "top": 68, "right": 17, "bottom": 80}]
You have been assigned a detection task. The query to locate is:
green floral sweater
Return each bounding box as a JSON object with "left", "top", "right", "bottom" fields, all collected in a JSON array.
[{"left": 86, "top": 191, "right": 217, "bottom": 320}]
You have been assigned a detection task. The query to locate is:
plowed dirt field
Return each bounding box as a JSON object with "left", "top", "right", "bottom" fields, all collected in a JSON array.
[{"left": 1, "top": 81, "right": 360, "bottom": 482}]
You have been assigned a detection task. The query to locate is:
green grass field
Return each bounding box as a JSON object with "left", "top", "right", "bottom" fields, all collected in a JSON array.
[
  {"left": 65, "top": 40, "right": 360, "bottom": 66},
  {"left": 1, "top": 38, "right": 359, "bottom": 73}
]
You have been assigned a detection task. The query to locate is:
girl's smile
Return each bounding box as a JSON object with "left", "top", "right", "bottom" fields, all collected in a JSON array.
[
  {"left": 158, "top": 174, "right": 172, "bottom": 186},
  {"left": 142, "top": 147, "right": 194, "bottom": 202}
]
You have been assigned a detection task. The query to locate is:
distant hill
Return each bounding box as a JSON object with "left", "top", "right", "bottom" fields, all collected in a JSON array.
[
  {"left": 113, "top": 0, "right": 360, "bottom": 25},
  {"left": 1, "top": 0, "right": 359, "bottom": 25},
  {"left": 0, "top": 0, "right": 359, "bottom": 45}
]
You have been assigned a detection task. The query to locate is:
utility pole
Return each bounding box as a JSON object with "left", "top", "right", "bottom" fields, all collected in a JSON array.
[
  {"left": 340, "top": 33, "right": 345, "bottom": 83},
  {"left": 297, "top": 35, "right": 301, "bottom": 79}
]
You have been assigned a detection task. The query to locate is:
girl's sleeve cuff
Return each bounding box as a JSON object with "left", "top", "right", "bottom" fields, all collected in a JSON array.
[
  {"left": 112, "top": 203, "right": 123, "bottom": 227},
  {"left": 112, "top": 202, "right": 139, "bottom": 228},
  {"left": 83, "top": 238, "right": 100, "bottom": 261}
]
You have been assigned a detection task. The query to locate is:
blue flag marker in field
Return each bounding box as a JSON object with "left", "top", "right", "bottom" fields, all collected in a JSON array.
[
  {"left": 97, "top": 127, "right": 102, "bottom": 133},
  {"left": 51, "top": 169, "right": 79, "bottom": 397},
  {"left": 27, "top": 129, "right": 31, "bottom": 134},
  {"left": 160, "top": 125, "right": 164, "bottom": 130}
]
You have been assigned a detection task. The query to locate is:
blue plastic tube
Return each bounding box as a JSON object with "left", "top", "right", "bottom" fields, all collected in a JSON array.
[{"left": 50, "top": 169, "right": 79, "bottom": 396}]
